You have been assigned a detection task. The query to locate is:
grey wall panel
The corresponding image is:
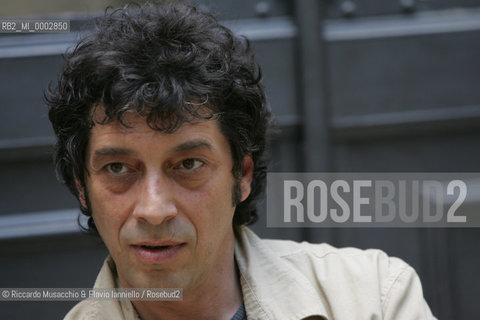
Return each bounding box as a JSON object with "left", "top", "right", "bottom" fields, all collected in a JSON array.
[
  {"left": 325, "top": 0, "right": 480, "bottom": 19},
  {"left": 327, "top": 31, "right": 480, "bottom": 116},
  {"left": 332, "top": 132, "right": 480, "bottom": 172},
  {"left": 0, "top": 235, "right": 106, "bottom": 287},
  {"left": 0, "top": 55, "right": 62, "bottom": 140},
  {"left": 268, "top": 138, "right": 302, "bottom": 172},
  {"left": 0, "top": 158, "right": 77, "bottom": 215},
  {"left": 197, "top": 0, "right": 291, "bottom": 19},
  {"left": 254, "top": 37, "right": 298, "bottom": 117}
]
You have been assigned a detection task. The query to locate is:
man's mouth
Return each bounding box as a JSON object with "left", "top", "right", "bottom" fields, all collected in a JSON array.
[
  {"left": 141, "top": 245, "right": 172, "bottom": 249},
  {"left": 132, "top": 242, "right": 185, "bottom": 264}
]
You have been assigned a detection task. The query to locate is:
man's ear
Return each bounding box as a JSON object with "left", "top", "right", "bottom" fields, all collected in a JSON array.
[
  {"left": 240, "top": 155, "right": 254, "bottom": 202},
  {"left": 75, "top": 178, "right": 88, "bottom": 209}
]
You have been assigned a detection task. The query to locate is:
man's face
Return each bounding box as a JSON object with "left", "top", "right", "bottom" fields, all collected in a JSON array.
[{"left": 81, "top": 111, "right": 252, "bottom": 292}]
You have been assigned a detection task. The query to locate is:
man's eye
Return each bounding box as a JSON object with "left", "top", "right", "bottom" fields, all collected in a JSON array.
[
  {"left": 106, "top": 163, "right": 128, "bottom": 175},
  {"left": 179, "top": 159, "right": 203, "bottom": 171}
]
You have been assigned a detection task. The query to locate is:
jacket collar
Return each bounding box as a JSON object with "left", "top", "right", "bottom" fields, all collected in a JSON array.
[
  {"left": 234, "top": 226, "right": 328, "bottom": 320},
  {"left": 94, "top": 257, "right": 141, "bottom": 320}
]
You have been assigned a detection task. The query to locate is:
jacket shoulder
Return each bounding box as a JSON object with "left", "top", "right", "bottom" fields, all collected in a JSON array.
[
  {"left": 260, "top": 237, "right": 435, "bottom": 319},
  {"left": 262, "top": 237, "right": 407, "bottom": 278}
]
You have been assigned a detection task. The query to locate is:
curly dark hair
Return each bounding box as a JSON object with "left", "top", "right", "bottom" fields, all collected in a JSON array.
[{"left": 46, "top": 2, "right": 271, "bottom": 235}]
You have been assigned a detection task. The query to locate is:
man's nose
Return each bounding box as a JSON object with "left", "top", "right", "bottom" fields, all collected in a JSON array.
[{"left": 132, "top": 174, "right": 178, "bottom": 225}]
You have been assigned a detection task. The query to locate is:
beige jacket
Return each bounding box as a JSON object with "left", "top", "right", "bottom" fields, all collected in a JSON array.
[{"left": 65, "top": 226, "right": 436, "bottom": 319}]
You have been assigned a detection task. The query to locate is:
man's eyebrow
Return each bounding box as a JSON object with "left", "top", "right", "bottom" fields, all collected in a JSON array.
[
  {"left": 90, "top": 141, "right": 212, "bottom": 160},
  {"left": 92, "top": 147, "right": 135, "bottom": 158},
  {"left": 172, "top": 140, "right": 212, "bottom": 153}
]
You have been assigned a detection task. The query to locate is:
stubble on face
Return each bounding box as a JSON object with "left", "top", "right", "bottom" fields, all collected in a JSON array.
[{"left": 82, "top": 112, "right": 247, "bottom": 295}]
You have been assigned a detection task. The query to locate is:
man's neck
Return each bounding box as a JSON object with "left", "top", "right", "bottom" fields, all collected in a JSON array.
[{"left": 131, "top": 244, "right": 243, "bottom": 320}]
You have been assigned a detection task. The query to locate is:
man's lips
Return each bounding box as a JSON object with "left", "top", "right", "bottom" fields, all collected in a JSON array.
[{"left": 131, "top": 241, "right": 185, "bottom": 264}]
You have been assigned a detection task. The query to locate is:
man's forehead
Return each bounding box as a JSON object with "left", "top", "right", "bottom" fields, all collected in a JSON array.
[
  {"left": 89, "top": 117, "right": 219, "bottom": 140},
  {"left": 87, "top": 105, "right": 227, "bottom": 149}
]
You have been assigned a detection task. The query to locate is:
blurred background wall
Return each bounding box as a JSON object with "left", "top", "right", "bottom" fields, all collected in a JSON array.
[{"left": 1, "top": 0, "right": 479, "bottom": 318}]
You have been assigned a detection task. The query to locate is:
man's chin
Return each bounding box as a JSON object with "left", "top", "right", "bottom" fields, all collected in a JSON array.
[{"left": 118, "top": 262, "right": 191, "bottom": 290}]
